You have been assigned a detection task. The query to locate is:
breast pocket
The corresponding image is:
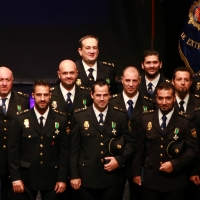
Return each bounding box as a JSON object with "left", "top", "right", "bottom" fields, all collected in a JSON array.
[{"left": 81, "top": 131, "right": 96, "bottom": 137}]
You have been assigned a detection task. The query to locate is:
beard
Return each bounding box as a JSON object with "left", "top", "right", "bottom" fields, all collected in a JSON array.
[{"left": 176, "top": 88, "right": 189, "bottom": 99}]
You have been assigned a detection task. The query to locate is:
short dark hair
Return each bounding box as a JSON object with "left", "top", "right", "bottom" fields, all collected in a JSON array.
[
  {"left": 156, "top": 82, "right": 175, "bottom": 96},
  {"left": 172, "top": 67, "right": 192, "bottom": 80},
  {"left": 91, "top": 79, "right": 110, "bottom": 94},
  {"left": 79, "top": 35, "right": 99, "bottom": 48},
  {"left": 33, "top": 80, "right": 50, "bottom": 92},
  {"left": 142, "top": 49, "right": 161, "bottom": 62}
]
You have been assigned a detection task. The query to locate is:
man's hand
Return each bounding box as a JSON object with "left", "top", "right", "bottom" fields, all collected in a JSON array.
[
  {"left": 190, "top": 175, "right": 200, "bottom": 185},
  {"left": 133, "top": 176, "right": 142, "bottom": 186},
  {"left": 159, "top": 161, "right": 173, "bottom": 173},
  {"left": 104, "top": 157, "right": 119, "bottom": 171},
  {"left": 54, "top": 182, "right": 66, "bottom": 193},
  {"left": 70, "top": 178, "right": 81, "bottom": 190},
  {"left": 12, "top": 180, "right": 24, "bottom": 193}
]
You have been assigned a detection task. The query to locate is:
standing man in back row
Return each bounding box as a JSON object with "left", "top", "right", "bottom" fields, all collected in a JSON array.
[
  {"left": 139, "top": 50, "right": 169, "bottom": 99},
  {"left": 0, "top": 66, "right": 29, "bottom": 200},
  {"left": 75, "top": 35, "right": 117, "bottom": 94}
]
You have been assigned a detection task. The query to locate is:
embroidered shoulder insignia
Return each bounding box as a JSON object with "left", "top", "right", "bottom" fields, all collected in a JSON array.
[
  {"left": 178, "top": 111, "right": 190, "bottom": 119},
  {"left": 142, "top": 110, "right": 154, "bottom": 115},
  {"left": 74, "top": 107, "right": 87, "bottom": 113},
  {"left": 194, "top": 94, "right": 200, "bottom": 99},
  {"left": 53, "top": 109, "right": 66, "bottom": 116},
  {"left": 195, "top": 107, "right": 200, "bottom": 112},
  {"left": 110, "top": 94, "right": 118, "bottom": 100},
  {"left": 50, "top": 87, "right": 55, "bottom": 92},
  {"left": 17, "top": 91, "right": 29, "bottom": 99},
  {"left": 102, "top": 61, "right": 115, "bottom": 67},
  {"left": 113, "top": 106, "right": 126, "bottom": 113},
  {"left": 144, "top": 96, "right": 155, "bottom": 103},
  {"left": 165, "top": 79, "right": 171, "bottom": 83},
  {"left": 16, "top": 109, "right": 29, "bottom": 115},
  {"left": 79, "top": 86, "right": 91, "bottom": 92}
]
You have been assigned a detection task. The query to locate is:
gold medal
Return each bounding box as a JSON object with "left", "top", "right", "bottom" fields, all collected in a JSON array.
[{"left": 84, "top": 121, "right": 89, "bottom": 130}]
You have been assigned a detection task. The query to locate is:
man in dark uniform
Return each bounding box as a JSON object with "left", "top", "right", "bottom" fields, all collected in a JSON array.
[
  {"left": 0, "top": 66, "right": 29, "bottom": 200},
  {"left": 8, "top": 80, "right": 69, "bottom": 200},
  {"left": 75, "top": 35, "right": 117, "bottom": 94},
  {"left": 50, "top": 59, "right": 92, "bottom": 126},
  {"left": 139, "top": 50, "right": 169, "bottom": 99},
  {"left": 133, "top": 82, "right": 199, "bottom": 200},
  {"left": 109, "top": 66, "right": 155, "bottom": 200},
  {"left": 172, "top": 67, "right": 200, "bottom": 116},
  {"left": 70, "top": 79, "right": 135, "bottom": 200}
]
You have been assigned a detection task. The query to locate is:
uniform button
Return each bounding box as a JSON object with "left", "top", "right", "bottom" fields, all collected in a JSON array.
[
  {"left": 82, "top": 164, "right": 85, "bottom": 166},
  {"left": 101, "top": 159, "right": 104, "bottom": 162},
  {"left": 68, "top": 121, "right": 71, "bottom": 124},
  {"left": 40, "top": 161, "right": 43, "bottom": 164},
  {"left": 160, "top": 154, "right": 163, "bottom": 157},
  {"left": 100, "top": 143, "right": 103, "bottom": 146},
  {"left": 160, "top": 145, "right": 163, "bottom": 148},
  {"left": 101, "top": 151, "right": 103, "bottom": 154},
  {"left": 3, "top": 145, "right": 6, "bottom": 148},
  {"left": 4, "top": 120, "right": 6, "bottom": 122},
  {"left": 53, "top": 136, "right": 55, "bottom": 138},
  {"left": 40, "top": 153, "right": 43, "bottom": 156},
  {"left": 87, "top": 134, "right": 89, "bottom": 136},
  {"left": 28, "top": 135, "right": 31, "bottom": 138},
  {"left": 161, "top": 138, "right": 164, "bottom": 141},
  {"left": 4, "top": 136, "right": 6, "bottom": 139},
  {"left": 40, "top": 144, "right": 43, "bottom": 147},
  {"left": 160, "top": 162, "right": 163, "bottom": 165},
  {"left": 55, "top": 166, "right": 58, "bottom": 169},
  {"left": 68, "top": 113, "right": 71, "bottom": 116},
  {"left": 41, "top": 136, "right": 43, "bottom": 139},
  {"left": 100, "top": 135, "right": 103, "bottom": 138},
  {"left": 4, "top": 128, "right": 6, "bottom": 131}
]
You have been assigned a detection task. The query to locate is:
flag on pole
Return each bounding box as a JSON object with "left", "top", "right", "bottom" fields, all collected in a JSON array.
[{"left": 179, "top": 0, "right": 200, "bottom": 75}]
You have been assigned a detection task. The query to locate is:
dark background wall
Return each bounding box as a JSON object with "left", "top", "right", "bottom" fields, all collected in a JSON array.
[{"left": 0, "top": 0, "right": 193, "bottom": 86}]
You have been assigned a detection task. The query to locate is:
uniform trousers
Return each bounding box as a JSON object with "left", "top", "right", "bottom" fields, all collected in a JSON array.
[
  {"left": 142, "top": 187, "right": 185, "bottom": 200},
  {"left": 79, "top": 184, "right": 122, "bottom": 200},
  {"left": 31, "top": 189, "right": 64, "bottom": 200}
]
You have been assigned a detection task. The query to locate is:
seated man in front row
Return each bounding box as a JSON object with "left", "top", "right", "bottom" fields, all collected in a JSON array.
[{"left": 70, "top": 79, "right": 135, "bottom": 200}]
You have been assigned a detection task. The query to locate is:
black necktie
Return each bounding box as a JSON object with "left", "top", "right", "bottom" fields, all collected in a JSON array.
[
  {"left": 88, "top": 68, "right": 94, "bottom": 86},
  {"left": 161, "top": 115, "right": 167, "bottom": 132},
  {"left": 66, "top": 92, "right": 72, "bottom": 109},
  {"left": 99, "top": 113, "right": 104, "bottom": 126},
  {"left": 39, "top": 116, "right": 44, "bottom": 129},
  {"left": 147, "top": 82, "right": 153, "bottom": 96},
  {"left": 127, "top": 100, "right": 133, "bottom": 118},
  {"left": 1, "top": 98, "right": 7, "bottom": 114},
  {"left": 179, "top": 100, "right": 185, "bottom": 112}
]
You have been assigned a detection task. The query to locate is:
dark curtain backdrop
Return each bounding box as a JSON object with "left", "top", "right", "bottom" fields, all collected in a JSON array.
[{"left": 0, "top": 0, "right": 193, "bottom": 89}]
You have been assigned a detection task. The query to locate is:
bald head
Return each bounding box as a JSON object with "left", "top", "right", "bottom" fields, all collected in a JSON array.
[
  {"left": 57, "top": 60, "right": 78, "bottom": 90},
  {"left": 0, "top": 66, "right": 14, "bottom": 97},
  {"left": 121, "top": 66, "right": 141, "bottom": 98}
]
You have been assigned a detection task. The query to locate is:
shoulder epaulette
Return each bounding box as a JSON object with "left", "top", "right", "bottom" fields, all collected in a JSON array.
[
  {"left": 192, "top": 71, "right": 200, "bottom": 79},
  {"left": 102, "top": 62, "right": 115, "bottom": 67},
  {"left": 165, "top": 79, "right": 171, "bottom": 83},
  {"left": 53, "top": 109, "right": 66, "bottom": 116},
  {"left": 194, "top": 94, "right": 200, "bottom": 99},
  {"left": 110, "top": 94, "right": 118, "bottom": 100},
  {"left": 144, "top": 96, "right": 155, "bottom": 103},
  {"left": 142, "top": 110, "right": 154, "bottom": 115},
  {"left": 17, "top": 91, "right": 29, "bottom": 99},
  {"left": 79, "top": 86, "right": 91, "bottom": 92},
  {"left": 74, "top": 107, "right": 87, "bottom": 113},
  {"left": 16, "top": 109, "right": 29, "bottom": 115},
  {"left": 114, "top": 106, "right": 126, "bottom": 113},
  {"left": 50, "top": 87, "right": 55, "bottom": 92},
  {"left": 195, "top": 107, "right": 200, "bottom": 112},
  {"left": 178, "top": 111, "right": 190, "bottom": 119}
]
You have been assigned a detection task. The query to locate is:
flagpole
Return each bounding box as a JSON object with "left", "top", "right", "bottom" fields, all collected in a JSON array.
[{"left": 151, "top": 0, "right": 155, "bottom": 50}]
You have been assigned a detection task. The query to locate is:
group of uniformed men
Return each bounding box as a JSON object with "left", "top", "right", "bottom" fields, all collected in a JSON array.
[{"left": 0, "top": 35, "right": 200, "bottom": 200}]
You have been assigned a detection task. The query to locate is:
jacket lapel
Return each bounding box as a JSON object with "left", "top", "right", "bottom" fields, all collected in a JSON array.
[
  {"left": 42, "top": 109, "right": 55, "bottom": 135},
  {"left": 29, "top": 109, "right": 42, "bottom": 134},
  {"left": 6, "top": 91, "right": 17, "bottom": 115}
]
